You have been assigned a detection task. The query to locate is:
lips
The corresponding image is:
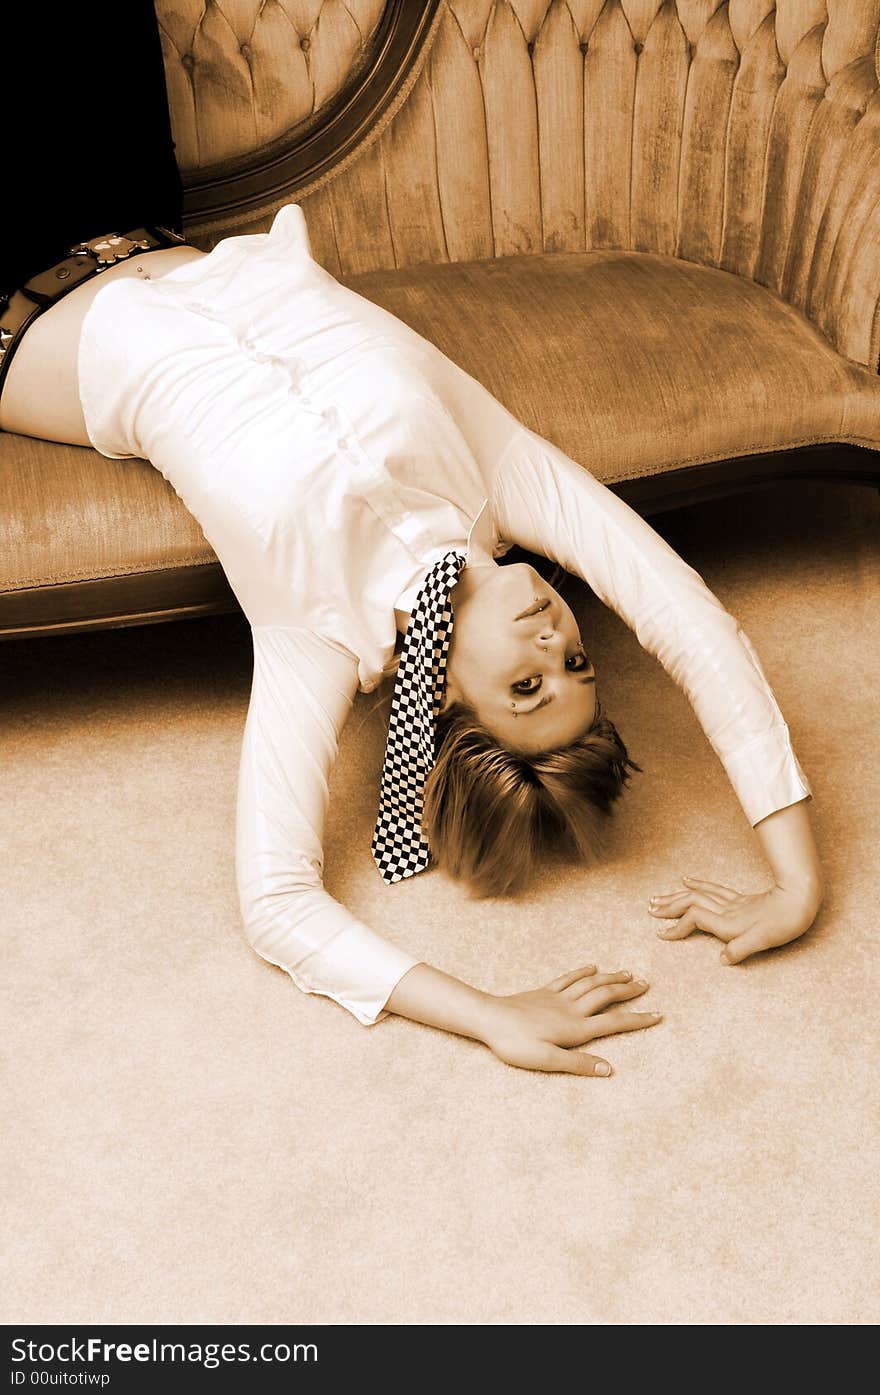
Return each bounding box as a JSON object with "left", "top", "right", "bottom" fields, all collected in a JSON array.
[{"left": 515, "top": 598, "right": 550, "bottom": 621}]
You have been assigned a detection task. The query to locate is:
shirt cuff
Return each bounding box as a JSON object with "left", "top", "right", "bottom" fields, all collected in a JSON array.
[
  {"left": 256, "top": 919, "right": 422, "bottom": 1028},
  {"left": 720, "top": 724, "right": 813, "bottom": 827}
]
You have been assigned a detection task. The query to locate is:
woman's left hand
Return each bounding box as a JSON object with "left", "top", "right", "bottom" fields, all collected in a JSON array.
[{"left": 647, "top": 876, "right": 822, "bottom": 965}]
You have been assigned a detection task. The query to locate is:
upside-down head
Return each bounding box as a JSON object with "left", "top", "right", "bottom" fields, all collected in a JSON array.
[{"left": 421, "top": 560, "right": 642, "bottom": 896}]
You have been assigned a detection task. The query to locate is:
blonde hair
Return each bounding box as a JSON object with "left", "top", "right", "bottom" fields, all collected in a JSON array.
[{"left": 421, "top": 700, "right": 642, "bottom": 898}]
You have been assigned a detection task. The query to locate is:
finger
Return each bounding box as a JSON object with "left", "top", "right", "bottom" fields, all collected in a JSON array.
[
  {"left": 576, "top": 978, "right": 650, "bottom": 1011},
  {"left": 658, "top": 904, "right": 736, "bottom": 942},
  {"left": 539, "top": 1045, "right": 613, "bottom": 1077},
  {"left": 651, "top": 889, "right": 727, "bottom": 912},
  {"left": 546, "top": 963, "right": 598, "bottom": 992},
  {"left": 651, "top": 876, "right": 737, "bottom": 899},
  {"left": 720, "top": 928, "right": 774, "bottom": 965},
  {"left": 562, "top": 970, "right": 633, "bottom": 1000},
  {"left": 681, "top": 875, "right": 739, "bottom": 902},
  {"left": 648, "top": 885, "right": 688, "bottom": 902},
  {"left": 652, "top": 890, "right": 730, "bottom": 919},
  {"left": 582, "top": 1007, "right": 663, "bottom": 1041}
]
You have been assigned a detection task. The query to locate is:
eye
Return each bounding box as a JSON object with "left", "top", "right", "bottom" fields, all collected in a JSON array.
[
  {"left": 512, "top": 675, "right": 542, "bottom": 696},
  {"left": 511, "top": 648, "right": 591, "bottom": 697}
]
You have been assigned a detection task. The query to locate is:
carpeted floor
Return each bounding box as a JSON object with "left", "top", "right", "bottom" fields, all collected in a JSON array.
[{"left": 3, "top": 478, "right": 878, "bottom": 1326}]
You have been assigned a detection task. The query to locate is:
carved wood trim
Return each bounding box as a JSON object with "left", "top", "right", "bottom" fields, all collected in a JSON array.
[
  {"left": 610, "top": 443, "right": 880, "bottom": 515},
  {"left": 182, "top": 0, "right": 443, "bottom": 241}
]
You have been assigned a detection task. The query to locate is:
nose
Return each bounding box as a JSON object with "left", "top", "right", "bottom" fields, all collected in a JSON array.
[{"left": 535, "top": 624, "right": 563, "bottom": 651}]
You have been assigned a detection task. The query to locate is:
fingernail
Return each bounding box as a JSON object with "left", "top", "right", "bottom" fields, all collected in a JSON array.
[
  {"left": 621, "top": 971, "right": 632, "bottom": 981},
  {"left": 640, "top": 1011, "right": 662, "bottom": 1019},
  {"left": 595, "top": 1062, "right": 611, "bottom": 1077},
  {"left": 633, "top": 979, "right": 648, "bottom": 988}
]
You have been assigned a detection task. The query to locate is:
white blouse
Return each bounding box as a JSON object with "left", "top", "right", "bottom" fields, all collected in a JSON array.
[{"left": 77, "top": 202, "right": 812, "bottom": 1026}]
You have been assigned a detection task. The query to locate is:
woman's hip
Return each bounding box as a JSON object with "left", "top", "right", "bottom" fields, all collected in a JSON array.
[{"left": 0, "top": 243, "right": 204, "bottom": 446}]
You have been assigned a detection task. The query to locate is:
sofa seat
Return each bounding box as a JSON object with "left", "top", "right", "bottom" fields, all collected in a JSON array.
[
  {"left": 345, "top": 249, "right": 880, "bottom": 479},
  {"left": 0, "top": 433, "right": 232, "bottom": 637},
  {"left": 2, "top": 248, "right": 879, "bottom": 637}
]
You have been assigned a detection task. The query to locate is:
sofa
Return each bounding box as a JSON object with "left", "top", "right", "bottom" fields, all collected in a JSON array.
[{"left": 2, "top": 0, "right": 879, "bottom": 640}]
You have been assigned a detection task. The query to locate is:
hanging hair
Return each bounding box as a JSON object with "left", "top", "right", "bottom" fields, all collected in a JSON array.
[{"left": 421, "top": 700, "right": 642, "bottom": 898}]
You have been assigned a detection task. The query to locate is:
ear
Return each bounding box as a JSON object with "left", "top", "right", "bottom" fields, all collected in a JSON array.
[{"left": 440, "top": 673, "right": 461, "bottom": 714}]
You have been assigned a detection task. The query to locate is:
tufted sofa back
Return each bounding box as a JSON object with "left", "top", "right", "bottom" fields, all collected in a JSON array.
[
  {"left": 160, "top": 2, "right": 880, "bottom": 372},
  {"left": 157, "top": 0, "right": 389, "bottom": 169}
]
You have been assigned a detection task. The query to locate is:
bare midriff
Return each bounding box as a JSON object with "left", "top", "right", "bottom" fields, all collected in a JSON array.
[{"left": 0, "top": 244, "right": 206, "bottom": 447}]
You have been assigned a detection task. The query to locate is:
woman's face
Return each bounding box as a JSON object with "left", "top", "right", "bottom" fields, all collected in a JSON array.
[{"left": 442, "top": 562, "right": 599, "bottom": 754}]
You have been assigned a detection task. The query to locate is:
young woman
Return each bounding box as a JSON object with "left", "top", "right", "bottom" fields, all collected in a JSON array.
[{"left": 0, "top": 198, "right": 824, "bottom": 1078}]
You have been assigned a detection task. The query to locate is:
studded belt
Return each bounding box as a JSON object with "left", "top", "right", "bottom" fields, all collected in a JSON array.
[{"left": 0, "top": 225, "right": 191, "bottom": 403}]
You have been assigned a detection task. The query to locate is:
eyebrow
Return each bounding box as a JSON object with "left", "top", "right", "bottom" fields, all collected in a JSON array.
[{"left": 519, "top": 673, "right": 596, "bottom": 717}]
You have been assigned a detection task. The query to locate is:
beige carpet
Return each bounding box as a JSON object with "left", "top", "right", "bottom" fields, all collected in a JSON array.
[{"left": 3, "top": 478, "right": 878, "bottom": 1326}]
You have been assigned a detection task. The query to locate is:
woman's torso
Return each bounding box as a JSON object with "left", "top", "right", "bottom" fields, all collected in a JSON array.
[
  {"left": 0, "top": 240, "right": 447, "bottom": 660},
  {"left": 7, "top": 204, "right": 522, "bottom": 689}
]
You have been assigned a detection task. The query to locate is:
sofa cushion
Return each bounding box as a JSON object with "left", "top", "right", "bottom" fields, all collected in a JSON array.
[
  {"left": 0, "top": 432, "right": 232, "bottom": 634},
  {"left": 343, "top": 249, "right": 880, "bottom": 479},
  {"left": 2, "top": 249, "right": 878, "bottom": 634}
]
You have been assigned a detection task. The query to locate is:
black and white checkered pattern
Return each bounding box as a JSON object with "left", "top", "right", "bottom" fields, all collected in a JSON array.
[{"left": 372, "top": 550, "right": 467, "bottom": 883}]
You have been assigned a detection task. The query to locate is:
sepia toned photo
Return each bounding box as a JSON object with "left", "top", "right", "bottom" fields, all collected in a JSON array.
[{"left": 2, "top": 0, "right": 878, "bottom": 1343}]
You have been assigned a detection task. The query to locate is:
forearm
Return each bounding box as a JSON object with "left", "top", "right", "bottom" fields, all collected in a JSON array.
[
  {"left": 385, "top": 962, "right": 498, "bottom": 1042},
  {"left": 753, "top": 798, "right": 824, "bottom": 911}
]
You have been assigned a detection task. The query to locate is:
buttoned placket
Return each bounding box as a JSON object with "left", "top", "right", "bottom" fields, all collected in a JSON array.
[
  {"left": 173, "top": 294, "right": 459, "bottom": 569},
  {"left": 186, "top": 299, "right": 353, "bottom": 438}
]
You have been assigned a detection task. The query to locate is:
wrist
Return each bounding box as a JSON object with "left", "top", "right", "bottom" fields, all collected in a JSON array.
[
  {"left": 775, "top": 872, "right": 824, "bottom": 916},
  {"left": 472, "top": 990, "right": 515, "bottom": 1045},
  {"left": 754, "top": 801, "right": 823, "bottom": 915},
  {"left": 385, "top": 963, "right": 504, "bottom": 1044}
]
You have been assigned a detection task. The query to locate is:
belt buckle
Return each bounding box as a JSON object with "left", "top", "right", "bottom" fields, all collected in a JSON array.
[{"left": 69, "top": 232, "right": 152, "bottom": 266}]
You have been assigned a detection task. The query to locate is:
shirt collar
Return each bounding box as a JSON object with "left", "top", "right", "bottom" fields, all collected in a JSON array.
[
  {"left": 466, "top": 497, "right": 497, "bottom": 568},
  {"left": 392, "top": 498, "right": 499, "bottom": 632}
]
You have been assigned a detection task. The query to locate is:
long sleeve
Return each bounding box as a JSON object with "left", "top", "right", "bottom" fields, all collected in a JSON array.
[
  {"left": 491, "top": 428, "right": 812, "bottom": 828},
  {"left": 235, "top": 624, "right": 421, "bottom": 1026}
]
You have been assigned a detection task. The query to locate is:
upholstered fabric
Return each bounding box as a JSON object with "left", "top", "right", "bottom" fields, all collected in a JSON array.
[
  {"left": 0, "top": 435, "right": 215, "bottom": 590},
  {"left": 287, "top": 1, "right": 880, "bottom": 373},
  {"left": 3, "top": 244, "right": 877, "bottom": 635},
  {"left": 157, "top": 0, "right": 387, "bottom": 170},
  {"left": 0, "top": 433, "right": 228, "bottom": 634},
  {"left": 4, "top": 2, "right": 880, "bottom": 635},
  {"left": 341, "top": 248, "right": 880, "bottom": 478}
]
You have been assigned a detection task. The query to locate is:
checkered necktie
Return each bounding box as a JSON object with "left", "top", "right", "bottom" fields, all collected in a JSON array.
[{"left": 372, "top": 550, "right": 468, "bottom": 883}]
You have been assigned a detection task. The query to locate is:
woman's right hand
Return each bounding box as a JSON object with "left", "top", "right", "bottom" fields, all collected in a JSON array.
[{"left": 479, "top": 966, "right": 662, "bottom": 1076}]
